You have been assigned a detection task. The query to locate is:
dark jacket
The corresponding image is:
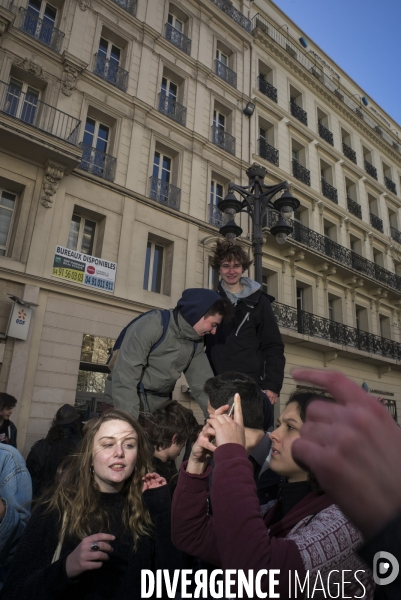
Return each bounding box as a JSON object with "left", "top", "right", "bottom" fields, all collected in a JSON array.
[
  {"left": 26, "top": 426, "right": 82, "bottom": 499},
  {"left": 0, "top": 421, "right": 17, "bottom": 448},
  {"left": 0, "top": 485, "right": 183, "bottom": 600},
  {"left": 206, "top": 284, "right": 285, "bottom": 393}
]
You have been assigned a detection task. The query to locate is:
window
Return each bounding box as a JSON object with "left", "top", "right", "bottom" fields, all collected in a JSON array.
[
  {"left": 210, "top": 180, "right": 223, "bottom": 206},
  {"left": 81, "top": 117, "right": 110, "bottom": 176},
  {"left": 4, "top": 78, "right": 39, "bottom": 125},
  {"left": 67, "top": 214, "right": 96, "bottom": 255},
  {"left": 296, "top": 287, "right": 303, "bottom": 312},
  {"left": 95, "top": 37, "right": 122, "bottom": 86},
  {"left": 258, "top": 61, "right": 277, "bottom": 103},
  {"left": 23, "top": 0, "right": 57, "bottom": 46},
  {"left": 328, "top": 299, "right": 334, "bottom": 322},
  {"left": 168, "top": 12, "right": 183, "bottom": 33},
  {"left": 153, "top": 151, "right": 171, "bottom": 184},
  {"left": 292, "top": 147, "right": 298, "bottom": 162},
  {"left": 355, "top": 306, "right": 368, "bottom": 332},
  {"left": 0, "top": 189, "right": 16, "bottom": 256},
  {"left": 208, "top": 262, "right": 219, "bottom": 291},
  {"left": 262, "top": 271, "right": 269, "bottom": 295},
  {"left": 216, "top": 48, "right": 228, "bottom": 66},
  {"left": 161, "top": 76, "right": 178, "bottom": 101},
  {"left": 350, "top": 236, "right": 362, "bottom": 255},
  {"left": 213, "top": 109, "right": 225, "bottom": 132},
  {"left": 143, "top": 241, "right": 164, "bottom": 293},
  {"left": 379, "top": 315, "right": 390, "bottom": 339}
]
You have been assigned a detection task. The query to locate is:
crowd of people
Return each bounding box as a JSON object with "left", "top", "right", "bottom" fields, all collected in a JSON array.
[{"left": 0, "top": 240, "right": 400, "bottom": 599}]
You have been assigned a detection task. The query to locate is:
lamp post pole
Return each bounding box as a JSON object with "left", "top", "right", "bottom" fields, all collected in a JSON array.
[{"left": 218, "top": 163, "right": 299, "bottom": 285}]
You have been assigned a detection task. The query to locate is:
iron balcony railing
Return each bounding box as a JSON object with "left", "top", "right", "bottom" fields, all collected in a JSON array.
[
  {"left": 165, "top": 23, "right": 191, "bottom": 55},
  {"left": 214, "top": 59, "right": 237, "bottom": 88},
  {"left": 384, "top": 176, "right": 397, "bottom": 195},
  {"left": 93, "top": 54, "right": 128, "bottom": 92},
  {"left": 251, "top": 13, "right": 401, "bottom": 157},
  {"left": 257, "top": 76, "right": 277, "bottom": 103},
  {"left": 321, "top": 179, "right": 338, "bottom": 203},
  {"left": 110, "top": 0, "right": 136, "bottom": 15},
  {"left": 370, "top": 213, "right": 384, "bottom": 233},
  {"left": 347, "top": 197, "right": 362, "bottom": 219},
  {"left": 265, "top": 212, "right": 401, "bottom": 294},
  {"left": 364, "top": 160, "right": 378, "bottom": 180},
  {"left": 390, "top": 226, "right": 401, "bottom": 245},
  {"left": 342, "top": 142, "right": 357, "bottom": 163},
  {"left": 79, "top": 144, "right": 116, "bottom": 181},
  {"left": 209, "top": 203, "right": 223, "bottom": 227},
  {"left": 17, "top": 7, "right": 64, "bottom": 52},
  {"left": 158, "top": 93, "right": 186, "bottom": 126},
  {"left": 211, "top": 125, "right": 235, "bottom": 155},
  {"left": 258, "top": 138, "right": 279, "bottom": 166},
  {"left": 0, "top": 80, "right": 80, "bottom": 144},
  {"left": 292, "top": 159, "right": 310, "bottom": 186},
  {"left": 318, "top": 123, "right": 333, "bottom": 145},
  {"left": 272, "top": 301, "right": 401, "bottom": 361},
  {"left": 149, "top": 176, "right": 181, "bottom": 210},
  {"left": 290, "top": 100, "right": 307, "bottom": 126},
  {"left": 209, "top": 0, "right": 252, "bottom": 33}
]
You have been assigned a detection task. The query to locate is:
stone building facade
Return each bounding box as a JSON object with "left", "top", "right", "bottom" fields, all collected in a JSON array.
[{"left": 0, "top": 0, "right": 400, "bottom": 454}]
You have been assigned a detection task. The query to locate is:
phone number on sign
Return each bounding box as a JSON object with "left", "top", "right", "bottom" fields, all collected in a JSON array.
[
  {"left": 52, "top": 267, "right": 84, "bottom": 283},
  {"left": 84, "top": 275, "right": 114, "bottom": 291}
]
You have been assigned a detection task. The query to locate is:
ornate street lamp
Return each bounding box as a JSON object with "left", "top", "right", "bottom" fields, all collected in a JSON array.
[{"left": 217, "top": 163, "right": 300, "bottom": 284}]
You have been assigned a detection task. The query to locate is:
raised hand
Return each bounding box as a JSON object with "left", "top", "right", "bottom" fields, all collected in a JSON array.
[
  {"left": 142, "top": 472, "right": 167, "bottom": 491},
  {"left": 207, "top": 393, "right": 246, "bottom": 448}
]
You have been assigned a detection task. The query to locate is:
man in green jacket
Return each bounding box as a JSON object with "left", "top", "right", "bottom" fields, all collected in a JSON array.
[{"left": 109, "top": 289, "right": 231, "bottom": 418}]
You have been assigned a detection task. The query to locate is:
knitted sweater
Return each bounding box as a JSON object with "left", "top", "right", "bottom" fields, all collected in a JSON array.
[
  {"left": 172, "top": 444, "right": 375, "bottom": 599},
  {"left": 1, "top": 485, "right": 183, "bottom": 600}
]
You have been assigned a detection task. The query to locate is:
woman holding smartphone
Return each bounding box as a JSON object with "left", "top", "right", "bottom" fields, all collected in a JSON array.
[
  {"left": 1, "top": 409, "right": 182, "bottom": 600},
  {"left": 172, "top": 390, "right": 375, "bottom": 599}
]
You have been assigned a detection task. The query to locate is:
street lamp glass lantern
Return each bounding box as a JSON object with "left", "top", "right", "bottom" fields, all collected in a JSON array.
[
  {"left": 219, "top": 219, "right": 243, "bottom": 240},
  {"left": 270, "top": 217, "right": 293, "bottom": 244},
  {"left": 273, "top": 190, "right": 300, "bottom": 219},
  {"left": 217, "top": 191, "right": 243, "bottom": 217}
]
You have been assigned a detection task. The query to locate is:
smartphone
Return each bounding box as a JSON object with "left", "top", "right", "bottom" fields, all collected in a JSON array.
[{"left": 228, "top": 403, "right": 235, "bottom": 417}]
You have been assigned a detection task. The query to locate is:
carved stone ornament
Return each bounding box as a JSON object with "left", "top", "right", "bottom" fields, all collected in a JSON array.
[
  {"left": 78, "top": 0, "right": 91, "bottom": 10},
  {"left": 13, "top": 57, "right": 45, "bottom": 79},
  {"left": 41, "top": 162, "right": 65, "bottom": 208},
  {"left": 61, "top": 65, "right": 80, "bottom": 96}
]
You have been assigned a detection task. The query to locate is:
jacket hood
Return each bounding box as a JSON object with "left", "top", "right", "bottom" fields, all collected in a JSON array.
[
  {"left": 222, "top": 276, "right": 261, "bottom": 304},
  {"left": 176, "top": 288, "right": 221, "bottom": 326}
]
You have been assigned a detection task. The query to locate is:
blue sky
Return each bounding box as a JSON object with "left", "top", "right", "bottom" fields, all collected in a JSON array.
[{"left": 272, "top": 0, "right": 401, "bottom": 126}]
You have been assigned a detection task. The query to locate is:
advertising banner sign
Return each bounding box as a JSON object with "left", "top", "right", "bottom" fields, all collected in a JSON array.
[
  {"left": 7, "top": 303, "right": 32, "bottom": 340},
  {"left": 53, "top": 246, "right": 117, "bottom": 292}
]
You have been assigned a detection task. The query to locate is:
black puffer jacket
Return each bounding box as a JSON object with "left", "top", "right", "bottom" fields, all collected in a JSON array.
[{"left": 206, "top": 283, "right": 285, "bottom": 393}]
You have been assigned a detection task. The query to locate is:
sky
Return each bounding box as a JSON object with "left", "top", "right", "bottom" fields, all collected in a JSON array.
[{"left": 272, "top": 0, "right": 401, "bottom": 127}]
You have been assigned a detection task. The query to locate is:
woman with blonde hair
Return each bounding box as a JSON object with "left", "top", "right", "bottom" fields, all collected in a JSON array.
[{"left": 1, "top": 409, "right": 183, "bottom": 600}]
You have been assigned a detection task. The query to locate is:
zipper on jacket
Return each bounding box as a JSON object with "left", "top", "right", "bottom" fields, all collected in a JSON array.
[{"left": 235, "top": 312, "right": 250, "bottom": 336}]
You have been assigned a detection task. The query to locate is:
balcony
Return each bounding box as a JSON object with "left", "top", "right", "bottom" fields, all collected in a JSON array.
[
  {"left": 290, "top": 100, "right": 307, "bottom": 126},
  {"left": 364, "top": 159, "right": 378, "bottom": 180},
  {"left": 265, "top": 213, "right": 401, "bottom": 294},
  {"left": 321, "top": 179, "right": 338, "bottom": 203},
  {"left": 165, "top": 23, "right": 191, "bottom": 55},
  {"left": 258, "top": 76, "right": 277, "bottom": 103},
  {"left": 272, "top": 301, "right": 401, "bottom": 361},
  {"left": 318, "top": 123, "right": 333, "bottom": 145},
  {"left": 214, "top": 59, "right": 237, "bottom": 88},
  {"left": 390, "top": 226, "right": 401, "bottom": 245},
  {"left": 347, "top": 197, "right": 362, "bottom": 219},
  {"left": 342, "top": 142, "right": 357, "bottom": 163},
  {"left": 158, "top": 93, "right": 186, "bottom": 126},
  {"left": 79, "top": 144, "right": 116, "bottom": 182},
  {"left": 384, "top": 176, "right": 397, "bottom": 195},
  {"left": 258, "top": 138, "right": 279, "bottom": 166},
  {"left": 0, "top": 79, "right": 82, "bottom": 172},
  {"left": 0, "top": 0, "right": 15, "bottom": 33},
  {"left": 209, "top": 203, "right": 223, "bottom": 227},
  {"left": 16, "top": 7, "right": 64, "bottom": 53},
  {"left": 370, "top": 213, "right": 384, "bottom": 233},
  {"left": 110, "top": 0, "right": 136, "bottom": 15},
  {"left": 211, "top": 125, "right": 235, "bottom": 156},
  {"left": 93, "top": 54, "right": 128, "bottom": 92},
  {"left": 149, "top": 176, "right": 181, "bottom": 210},
  {"left": 292, "top": 159, "right": 310, "bottom": 186},
  {"left": 209, "top": 0, "right": 252, "bottom": 33}
]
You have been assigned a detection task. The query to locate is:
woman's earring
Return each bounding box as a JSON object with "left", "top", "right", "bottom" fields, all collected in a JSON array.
[{"left": 90, "top": 466, "right": 94, "bottom": 478}]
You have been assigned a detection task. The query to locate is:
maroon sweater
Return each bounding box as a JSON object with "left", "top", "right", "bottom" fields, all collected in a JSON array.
[{"left": 172, "top": 444, "right": 374, "bottom": 599}]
